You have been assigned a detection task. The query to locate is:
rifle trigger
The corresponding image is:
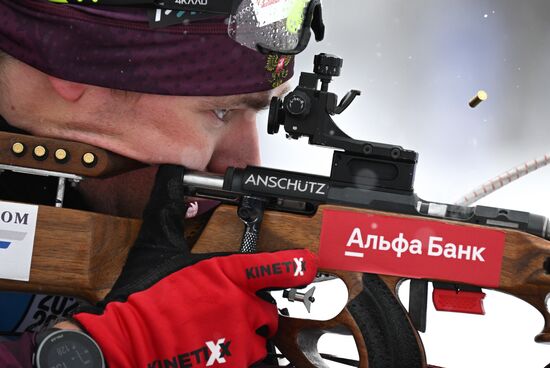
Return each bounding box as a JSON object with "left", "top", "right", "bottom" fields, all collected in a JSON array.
[
  {"left": 432, "top": 288, "right": 486, "bottom": 315},
  {"left": 409, "top": 279, "right": 428, "bottom": 332}
]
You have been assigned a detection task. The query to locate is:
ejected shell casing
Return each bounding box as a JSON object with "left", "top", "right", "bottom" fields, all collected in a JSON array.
[{"left": 469, "top": 90, "right": 488, "bottom": 108}]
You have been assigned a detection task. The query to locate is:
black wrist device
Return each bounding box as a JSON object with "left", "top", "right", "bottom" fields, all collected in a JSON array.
[{"left": 33, "top": 328, "right": 105, "bottom": 368}]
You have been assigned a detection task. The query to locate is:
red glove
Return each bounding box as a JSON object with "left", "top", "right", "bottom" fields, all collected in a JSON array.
[{"left": 71, "top": 165, "right": 318, "bottom": 367}]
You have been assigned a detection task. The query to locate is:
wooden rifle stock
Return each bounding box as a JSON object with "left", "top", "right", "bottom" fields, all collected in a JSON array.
[{"left": 1, "top": 198, "right": 550, "bottom": 366}]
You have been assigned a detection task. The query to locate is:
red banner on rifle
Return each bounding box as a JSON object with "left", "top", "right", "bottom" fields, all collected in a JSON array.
[{"left": 318, "top": 209, "right": 505, "bottom": 287}]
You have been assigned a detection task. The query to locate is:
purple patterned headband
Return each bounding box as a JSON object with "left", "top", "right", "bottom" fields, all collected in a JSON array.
[{"left": 0, "top": 0, "right": 294, "bottom": 96}]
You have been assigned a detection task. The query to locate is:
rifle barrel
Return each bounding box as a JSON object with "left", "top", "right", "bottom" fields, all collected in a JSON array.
[{"left": 183, "top": 171, "right": 224, "bottom": 190}]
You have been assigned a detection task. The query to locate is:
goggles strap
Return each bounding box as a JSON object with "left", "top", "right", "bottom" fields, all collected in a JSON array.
[
  {"left": 156, "top": 0, "right": 233, "bottom": 14},
  {"left": 147, "top": 8, "right": 215, "bottom": 28}
]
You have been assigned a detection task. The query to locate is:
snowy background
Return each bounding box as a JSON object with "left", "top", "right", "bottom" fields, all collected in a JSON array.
[{"left": 261, "top": 1, "right": 550, "bottom": 367}]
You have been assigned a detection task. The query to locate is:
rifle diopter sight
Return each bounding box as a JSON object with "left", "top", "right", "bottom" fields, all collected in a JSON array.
[{"left": 267, "top": 53, "right": 419, "bottom": 193}]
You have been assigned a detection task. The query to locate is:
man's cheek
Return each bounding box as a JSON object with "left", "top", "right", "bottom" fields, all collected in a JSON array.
[{"left": 173, "top": 138, "right": 217, "bottom": 171}]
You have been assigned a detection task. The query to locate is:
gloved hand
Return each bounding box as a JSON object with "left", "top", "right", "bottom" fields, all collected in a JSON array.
[{"left": 72, "top": 165, "right": 318, "bottom": 367}]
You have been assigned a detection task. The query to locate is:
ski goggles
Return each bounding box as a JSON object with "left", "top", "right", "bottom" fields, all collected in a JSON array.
[{"left": 49, "top": 0, "right": 325, "bottom": 55}]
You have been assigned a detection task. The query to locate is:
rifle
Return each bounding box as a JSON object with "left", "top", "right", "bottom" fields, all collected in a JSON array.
[{"left": 0, "top": 53, "right": 549, "bottom": 367}]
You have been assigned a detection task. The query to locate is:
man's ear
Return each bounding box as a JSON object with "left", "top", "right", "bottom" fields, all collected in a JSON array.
[{"left": 47, "top": 76, "right": 86, "bottom": 102}]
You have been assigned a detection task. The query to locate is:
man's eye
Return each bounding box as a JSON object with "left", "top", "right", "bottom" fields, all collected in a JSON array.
[{"left": 213, "top": 109, "right": 231, "bottom": 121}]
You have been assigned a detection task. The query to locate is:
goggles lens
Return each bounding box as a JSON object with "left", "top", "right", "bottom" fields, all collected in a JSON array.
[{"left": 228, "top": 0, "right": 312, "bottom": 53}]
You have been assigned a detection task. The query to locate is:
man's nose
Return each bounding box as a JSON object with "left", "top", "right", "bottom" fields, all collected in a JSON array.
[{"left": 207, "top": 110, "right": 261, "bottom": 174}]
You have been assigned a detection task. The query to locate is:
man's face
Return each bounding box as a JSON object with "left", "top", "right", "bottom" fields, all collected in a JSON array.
[
  {"left": 77, "top": 87, "right": 288, "bottom": 217},
  {"left": 0, "top": 60, "right": 289, "bottom": 217}
]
